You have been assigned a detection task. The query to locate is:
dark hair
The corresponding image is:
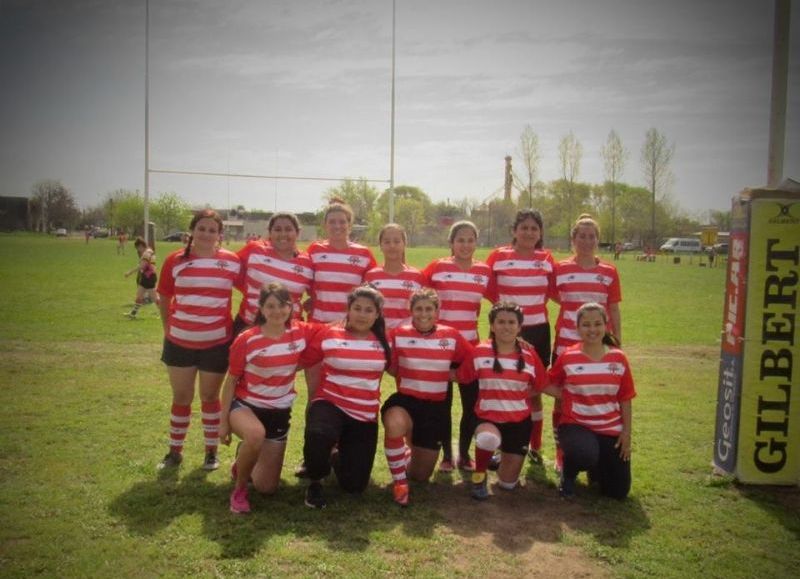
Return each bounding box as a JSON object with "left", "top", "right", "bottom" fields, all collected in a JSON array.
[
  {"left": 575, "top": 301, "right": 619, "bottom": 347},
  {"left": 346, "top": 284, "right": 391, "bottom": 367},
  {"left": 268, "top": 212, "right": 300, "bottom": 233},
  {"left": 324, "top": 196, "right": 354, "bottom": 224},
  {"left": 133, "top": 236, "right": 147, "bottom": 250},
  {"left": 183, "top": 209, "right": 223, "bottom": 259},
  {"left": 512, "top": 209, "right": 544, "bottom": 249},
  {"left": 253, "top": 282, "right": 293, "bottom": 326},
  {"left": 488, "top": 301, "right": 525, "bottom": 373},
  {"left": 409, "top": 287, "right": 439, "bottom": 311}
]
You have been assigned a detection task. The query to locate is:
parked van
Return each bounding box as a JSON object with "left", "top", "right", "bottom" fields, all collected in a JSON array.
[{"left": 659, "top": 237, "right": 702, "bottom": 254}]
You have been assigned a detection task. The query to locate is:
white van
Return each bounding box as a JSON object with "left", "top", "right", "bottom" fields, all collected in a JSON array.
[{"left": 659, "top": 237, "right": 702, "bottom": 254}]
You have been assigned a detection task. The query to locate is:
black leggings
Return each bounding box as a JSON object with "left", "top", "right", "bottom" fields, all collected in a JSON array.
[
  {"left": 442, "top": 380, "right": 479, "bottom": 461},
  {"left": 558, "top": 423, "right": 631, "bottom": 499},
  {"left": 303, "top": 400, "right": 378, "bottom": 493}
]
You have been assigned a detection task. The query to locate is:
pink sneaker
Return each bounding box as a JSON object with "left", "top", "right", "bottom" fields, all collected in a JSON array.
[
  {"left": 439, "top": 458, "right": 455, "bottom": 473},
  {"left": 229, "top": 487, "right": 250, "bottom": 514}
]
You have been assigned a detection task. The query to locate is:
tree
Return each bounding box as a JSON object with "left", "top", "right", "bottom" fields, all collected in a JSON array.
[
  {"left": 106, "top": 189, "right": 144, "bottom": 235},
  {"left": 517, "top": 125, "right": 541, "bottom": 208},
  {"left": 641, "top": 128, "right": 675, "bottom": 245},
  {"left": 558, "top": 131, "right": 583, "bottom": 240},
  {"left": 323, "top": 178, "right": 380, "bottom": 225},
  {"left": 601, "top": 129, "right": 628, "bottom": 243},
  {"left": 30, "top": 180, "right": 80, "bottom": 232},
  {"left": 395, "top": 197, "right": 426, "bottom": 245},
  {"left": 151, "top": 192, "right": 191, "bottom": 236}
]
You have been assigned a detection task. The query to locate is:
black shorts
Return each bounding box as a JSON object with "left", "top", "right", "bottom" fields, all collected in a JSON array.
[
  {"left": 230, "top": 398, "right": 291, "bottom": 441},
  {"left": 160, "top": 338, "right": 230, "bottom": 373},
  {"left": 478, "top": 417, "right": 533, "bottom": 456},
  {"left": 381, "top": 392, "right": 449, "bottom": 451},
  {"left": 137, "top": 271, "right": 157, "bottom": 290},
  {"left": 520, "top": 324, "right": 551, "bottom": 369}
]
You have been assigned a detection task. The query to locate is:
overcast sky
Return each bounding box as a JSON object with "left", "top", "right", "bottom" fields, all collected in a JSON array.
[{"left": 1, "top": 0, "right": 798, "bottom": 218}]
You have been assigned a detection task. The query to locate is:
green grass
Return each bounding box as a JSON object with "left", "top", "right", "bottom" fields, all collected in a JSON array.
[{"left": 0, "top": 235, "right": 797, "bottom": 578}]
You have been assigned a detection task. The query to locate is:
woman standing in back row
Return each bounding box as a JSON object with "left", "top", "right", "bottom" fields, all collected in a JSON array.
[
  {"left": 486, "top": 209, "right": 555, "bottom": 463},
  {"left": 156, "top": 210, "right": 241, "bottom": 471},
  {"left": 551, "top": 214, "right": 622, "bottom": 471},
  {"left": 423, "top": 221, "right": 491, "bottom": 472}
]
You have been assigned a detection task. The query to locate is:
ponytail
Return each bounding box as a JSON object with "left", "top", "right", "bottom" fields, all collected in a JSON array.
[{"left": 182, "top": 235, "right": 193, "bottom": 259}]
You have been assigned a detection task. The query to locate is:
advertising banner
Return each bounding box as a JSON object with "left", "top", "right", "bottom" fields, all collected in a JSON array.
[{"left": 733, "top": 190, "right": 800, "bottom": 484}]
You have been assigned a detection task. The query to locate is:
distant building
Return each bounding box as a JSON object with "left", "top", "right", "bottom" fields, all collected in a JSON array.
[{"left": 0, "top": 196, "right": 30, "bottom": 231}]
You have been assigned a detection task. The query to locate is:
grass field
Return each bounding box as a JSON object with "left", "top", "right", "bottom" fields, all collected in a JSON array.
[{"left": 0, "top": 234, "right": 797, "bottom": 578}]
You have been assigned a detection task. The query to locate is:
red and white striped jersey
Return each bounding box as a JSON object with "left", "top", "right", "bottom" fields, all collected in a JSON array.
[
  {"left": 300, "top": 324, "right": 388, "bottom": 422},
  {"left": 390, "top": 324, "right": 471, "bottom": 401},
  {"left": 486, "top": 246, "right": 555, "bottom": 327},
  {"left": 158, "top": 248, "right": 241, "bottom": 349},
  {"left": 422, "top": 257, "right": 491, "bottom": 344},
  {"left": 235, "top": 241, "right": 314, "bottom": 323},
  {"left": 457, "top": 340, "right": 546, "bottom": 423},
  {"left": 548, "top": 344, "right": 635, "bottom": 435},
  {"left": 364, "top": 265, "right": 426, "bottom": 329},
  {"left": 228, "top": 322, "right": 320, "bottom": 409},
  {"left": 553, "top": 257, "right": 621, "bottom": 355},
  {"left": 307, "top": 241, "right": 377, "bottom": 323}
]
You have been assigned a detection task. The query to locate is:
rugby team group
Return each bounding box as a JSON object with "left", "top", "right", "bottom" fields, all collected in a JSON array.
[{"left": 126, "top": 199, "right": 635, "bottom": 513}]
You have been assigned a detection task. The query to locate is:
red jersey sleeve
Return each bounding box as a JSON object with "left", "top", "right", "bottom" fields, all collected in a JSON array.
[
  {"left": 608, "top": 267, "right": 622, "bottom": 304},
  {"left": 453, "top": 332, "right": 472, "bottom": 367},
  {"left": 529, "top": 347, "right": 547, "bottom": 393},
  {"left": 547, "top": 354, "right": 566, "bottom": 388},
  {"left": 421, "top": 260, "right": 438, "bottom": 286},
  {"left": 455, "top": 349, "right": 477, "bottom": 383},
  {"left": 156, "top": 251, "right": 177, "bottom": 297},
  {"left": 299, "top": 325, "right": 325, "bottom": 367},
  {"left": 227, "top": 331, "right": 249, "bottom": 377},
  {"left": 617, "top": 354, "right": 636, "bottom": 401},
  {"left": 485, "top": 250, "right": 500, "bottom": 303},
  {"left": 234, "top": 242, "right": 257, "bottom": 292}
]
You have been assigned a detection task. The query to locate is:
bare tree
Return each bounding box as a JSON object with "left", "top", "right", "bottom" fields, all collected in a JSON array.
[
  {"left": 640, "top": 128, "right": 675, "bottom": 244},
  {"left": 517, "top": 125, "right": 541, "bottom": 208},
  {"left": 31, "top": 179, "right": 80, "bottom": 232},
  {"left": 558, "top": 131, "right": 583, "bottom": 238},
  {"left": 601, "top": 129, "right": 628, "bottom": 243}
]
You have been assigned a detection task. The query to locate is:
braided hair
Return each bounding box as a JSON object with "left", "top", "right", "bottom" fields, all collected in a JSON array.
[
  {"left": 488, "top": 301, "right": 526, "bottom": 373},
  {"left": 183, "top": 209, "right": 223, "bottom": 259},
  {"left": 346, "top": 284, "right": 391, "bottom": 368}
]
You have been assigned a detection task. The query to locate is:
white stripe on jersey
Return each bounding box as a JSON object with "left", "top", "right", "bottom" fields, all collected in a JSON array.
[
  {"left": 479, "top": 398, "right": 530, "bottom": 412},
  {"left": 246, "top": 340, "right": 307, "bottom": 362},
  {"left": 556, "top": 271, "right": 614, "bottom": 285},
  {"left": 248, "top": 383, "right": 294, "bottom": 400},
  {"left": 565, "top": 383, "right": 620, "bottom": 396},
  {"left": 439, "top": 310, "right": 482, "bottom": 322},
  {"left": 497, "top": 274, "right": 550, "bottom": 288},
  {"left": 170, "top": 326, "right": 227, "bottom": 343},
  {"left": 173, "top": 311, "right": 225, "bottom": 324},
  {"left": 474, "top": 357, "right": 534, "bottom": 374},
  {"left": 503, "top": 294, "right": 546, "bottom": 307},
  {"left": 561, "top": 291, "right": 610, "bottom": 304},
  {"left": 398, "top": 378, "right": 448, "bottom": 394},
  {"left": 397, "top": 356, "right": 452, "bottom": 373},
  {"left": 327, "top": 356, "right": 386, "bottom": 373},
  {"left": 437, "top": 289, "right": 485, "bottom": 302},
  {"left": 312, "top": 310, "right": 346, "bottom": 323},
  {"left": 315, "top": 270, "right": 363, "bottom": 286},
  {"left": 572, "top": 401, "right": 620, "bottom": 416},
  {"left": 176, "top": 294, "right": 229, "bottom": 309},
  {"left": 565, "top": 362, "right": 625, "bottom": 377},
  {"left": 430, "top": 271, "right": 489, "bottom": 285},
  {"left": 314, "top": 290, "right": 350, "bottom": 304},
  {"left": 175, "top": 276, "right": 233, "bottom": 290},
  {"left": 395, "top": 336, "right": 456, "bottom": 350},
  {"left": 244, "top": 363, "right": 299, "bottom": 379},
  {"left": 312, "top": 252, "right": 372, "bottom": 268},
  {"left": 523, "top": 313, "right": 547, "bottom": 326},
  {"left": 559, "top": 328, "right": 581, "bottom": 341}
]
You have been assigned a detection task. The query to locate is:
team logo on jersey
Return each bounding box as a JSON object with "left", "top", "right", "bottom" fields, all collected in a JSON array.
[
  {"left": 287, "top": 342, "right": 299, "bottom": 352},
  {"left": 439, "top": 338, "right": 451, "bottom": 350},
  {"left": 595, "top": 274, "right": 604, "bottom": 283},
  {"left": 473, "top": 275, "right": 485, "bottom": 284},
  {"left": 574, "top": 365, "right": 584, "bottom": 373},
  {"left": 445, "top": 273, "right": 453, "bottom": 280},
  {"left": 348, "top": 256, "right": 362, "bottom": 266},
  {"left": 293, "top": 265, "right": 304, "bottom": 275},
  {"left": 340, "top": 341, "right": 348, "bottom": 348},
  {"left": 408, "top": 339, "right": 417, "bottom": 345},
  {"left": 265, "top": 257, "right": 272, "bottom": 264},
  {"left": 373, "top": 342, "right": 383, "bottom": 350},
  {"left": 402, "top": 280, "right": 415, "bottom": 290},
  {"left": 568, "top": 274, "right": 576, "bottom": 281},
  {"left": 607, "top": 362, "right": 622, "bottom": 375},
  {"left": 216, "top": 260, "right": 228, "bottom": 269},
  {"left": 482, "top": 359, "right": 492, "bottom": 366}
]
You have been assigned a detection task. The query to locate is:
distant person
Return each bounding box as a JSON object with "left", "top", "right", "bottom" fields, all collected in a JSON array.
[
  {"left": 219, "top": 282, "right": 318, "bottom": 514},
  {"left": 364, "top": 223, "right": 425, "bottom": 329},
  {"left": 486, "top": 209, "right": 555, "bottom": 464},
  {"left": 551, "top": 214, "right": 622, "bottom": 472},
  {"left": 423, "top": 220, "right": 491, "bottom": 472},
  {"left": 548, "top": 302, "right": 635, "bottom": 499},
  {"left": 299, "top": 285, "right": 391, "bottom": 509},
  {"left": 457, "top": 302, "right": 548, "bottom": 500},
  {"left": 708, "top": 245, "right": 716, "bottom": 268},
  {"left": 381, "top": 288, "right": 470, "bottom": 506},
  {"left": 85, "top": 228, "right": 91, "bottom": 244},
  {"left": 117, "top": 231, "right": 128, "bottom": 255},
  {"left": 614, "top": 242, "right": 622, "bottom": 261},
  {"left": 156, "top": 210, "right": 241, "bottom": 471},
  {"left": 124, "top": 237, "right": 158, "bottom": 319}
]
